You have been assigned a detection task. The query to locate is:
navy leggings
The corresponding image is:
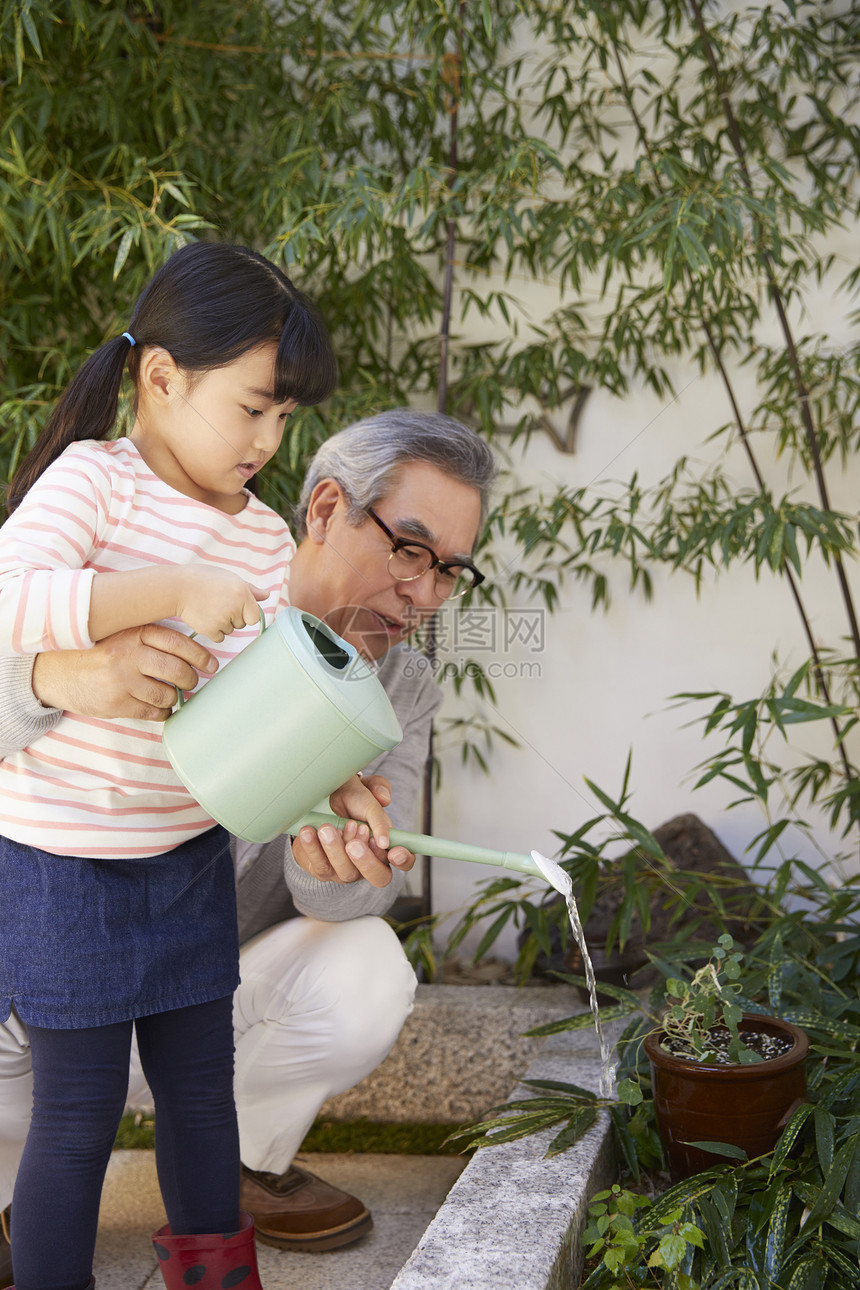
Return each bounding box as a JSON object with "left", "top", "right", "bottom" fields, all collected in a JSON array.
[{"left": 10, "top": 996, "right": 239, "bottom": 1290}]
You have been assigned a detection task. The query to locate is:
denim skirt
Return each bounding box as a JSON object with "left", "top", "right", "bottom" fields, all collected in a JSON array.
[{"left": 0, "top": 825, "right": 239, "bottom": 1029}]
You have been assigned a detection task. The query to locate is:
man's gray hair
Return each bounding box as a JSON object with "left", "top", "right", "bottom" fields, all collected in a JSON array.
[{"left": 294, "top": 409, "right": 497, "bottom": 538}]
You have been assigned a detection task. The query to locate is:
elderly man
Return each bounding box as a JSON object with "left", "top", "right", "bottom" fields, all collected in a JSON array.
[{"left": 0, "top": 409, "right": 495, "bottom": 1272}]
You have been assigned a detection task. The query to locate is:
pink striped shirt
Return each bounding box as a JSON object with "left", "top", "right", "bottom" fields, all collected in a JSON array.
[{"left": 0, "top": 439, "right": 294, "bottom": 857}]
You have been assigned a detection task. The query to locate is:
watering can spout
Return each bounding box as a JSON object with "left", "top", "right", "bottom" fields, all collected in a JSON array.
[{"left": 289, "top": 811, "right": 572, "bottom": 895}]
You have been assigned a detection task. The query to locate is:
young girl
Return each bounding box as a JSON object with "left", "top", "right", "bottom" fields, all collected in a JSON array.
[{"left": 0, "top": 242, "right": 389, "bottom": 1290}]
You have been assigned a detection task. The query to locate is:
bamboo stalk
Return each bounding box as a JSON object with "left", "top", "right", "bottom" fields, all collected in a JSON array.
[
  {"left": 609, "top": 31, "right": 855, "bottom": 787},
  {"left": 420, "top": 2, "right": 467, "bottom": 919}
]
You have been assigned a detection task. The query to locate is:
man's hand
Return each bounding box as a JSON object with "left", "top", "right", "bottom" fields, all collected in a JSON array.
[
  {"left": 31, "top": 624, "right": 219, "bottom": 721},
  {"left": 291, "top": 774, "right": 416, "bottom": 888}
]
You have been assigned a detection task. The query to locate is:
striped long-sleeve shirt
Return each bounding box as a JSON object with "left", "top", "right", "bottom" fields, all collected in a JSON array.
[{"left": 0, "top": 438, "right": 294, "bottom": 858}]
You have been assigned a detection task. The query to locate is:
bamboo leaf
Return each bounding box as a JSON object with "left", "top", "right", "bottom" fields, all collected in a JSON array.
[
  {"left": 798, "top": 1138, "right": 854, "bottom": 1232},
  {"left": 545, "top": 1106, "right": 598, "bottom": 1156},
  {"left": 473, "top": 908, "right": 514, "bottom": 962},
  {"left": 525, "top": 1003, "right": 631, "bottom": 1036},
  {"left": 521, "top": 1078, "right": 599, "bottom": 1102},
  {"left": 761, "top": 1183, "right": 792, "bottom": 1280},
  {"left": 769, "top": 1103, "right": 813, "bottom": 1177},
  {"left": 112, "top": 227, "right": 135, "bottom": 280},
  {"left": 683, "top": 1140, "right": 748, "bottom": 1161},
  {"left": 813, "top": 1107, "right": 835, "bottom": 1176}
]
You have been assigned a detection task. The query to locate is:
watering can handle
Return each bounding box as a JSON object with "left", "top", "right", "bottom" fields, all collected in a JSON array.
[
  {"left": 173, "top": 605, "right": 268, "bottom": 709},
  {"left": 289, "top": 809, "right": 546, "bottom": 881}
]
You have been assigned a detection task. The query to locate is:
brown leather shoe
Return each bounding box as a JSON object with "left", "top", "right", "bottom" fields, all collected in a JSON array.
[
  {"left": 0, "top": 1206, "right": 12, "bottom": 1285},
  {"left": 239, "top": 1163, "right": 372, "bottom": 1251}
]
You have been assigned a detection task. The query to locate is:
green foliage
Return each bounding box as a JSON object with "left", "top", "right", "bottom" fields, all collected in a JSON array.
[
  {"left": 394, "top": 915, "right": 440, "bottom": 981},
  {"left": 583, "top": 1185, "right": 703, "bottom": 1289},
  {"left": 445, "top": 1074, "right": 601, "bottom": 1160},
  {"left": 113, "top": 1112, "right": 155, "bottom": 1151},
  {"left": 3, "top": 1, "right": 859, "bottom": 783},
  {"left": 661, "top": 935, "right": 761, "bottom": 1065},
  {"left": 582, "top": 1136, "right": 860, "bottom": 1289},
  {"left": 451, "top": 871, "right": 860, "bottom": 1286},
  {"left": 437, "top": 752, "right": 776, "bottom": 987},
  {"left": 444, "top": 728, "right": 860, "bottom": 1284}
]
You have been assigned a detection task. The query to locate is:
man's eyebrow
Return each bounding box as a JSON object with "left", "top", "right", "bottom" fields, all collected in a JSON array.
[
  {"left": 393, "top": 516, "right": 436, "bottom": 543},
  {"left": 392, "top": 515, "right": 474, "bottom": 563}
]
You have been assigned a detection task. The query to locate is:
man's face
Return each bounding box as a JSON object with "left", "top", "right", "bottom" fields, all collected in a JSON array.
[{"left": 296, "top": 461, "right": 483, "bottom": 661}]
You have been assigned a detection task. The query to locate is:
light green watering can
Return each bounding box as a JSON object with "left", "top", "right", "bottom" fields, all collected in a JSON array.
[
  {"left": 163, "top": 607, "right": 571, "bottom": 893},
  {"left": 162, "top": 607, "right": 403, "bottom": 844}
]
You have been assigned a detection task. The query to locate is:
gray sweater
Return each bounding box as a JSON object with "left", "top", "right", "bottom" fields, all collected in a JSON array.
[{"left": 0, "top": 647, "right": 441, "bottom": 944}]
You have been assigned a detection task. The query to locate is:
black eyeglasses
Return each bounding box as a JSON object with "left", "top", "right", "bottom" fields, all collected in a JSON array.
[{"left": 365, "top": 508, "right": 485, "bottom": 600}]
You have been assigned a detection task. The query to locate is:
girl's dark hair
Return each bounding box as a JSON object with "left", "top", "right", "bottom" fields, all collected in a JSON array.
[{"left": 7, "top": 242, "right": 337, "bottom": 511}]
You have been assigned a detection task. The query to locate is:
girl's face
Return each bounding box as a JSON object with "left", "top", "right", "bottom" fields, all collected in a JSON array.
[{"left": 132, "top": 343, "right": 296, "bottom": 513}]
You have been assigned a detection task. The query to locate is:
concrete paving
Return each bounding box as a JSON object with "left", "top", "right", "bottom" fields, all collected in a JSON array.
[{"left": 93, "top": 1150, "right": 467, "bottom": 1290}]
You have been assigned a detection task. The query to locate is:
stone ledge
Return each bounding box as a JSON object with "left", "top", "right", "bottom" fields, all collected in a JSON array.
[
  {"left": 389, "top": 1028, "right": 615, "bottom": 1290},
  {"left": 319, "top": 980, "right": 615, "bottom": 1290},
  {"left": 321, "top": 982, "right": 585, "bottom": 1124}
]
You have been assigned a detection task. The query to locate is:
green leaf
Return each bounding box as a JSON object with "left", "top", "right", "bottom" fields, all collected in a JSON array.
[
  {"left": 473, "top": 908, "right": 514, "bottom": 962},
  {"left": 764, "top": 1182, "right": 792, "bottom": 1280},
  {"left": 521, "top": 1078, "right": 599, "bottom": 1102},
  {"left": 616, "top": 1078, "right": 643, "bottom": 1106},
  {"left": 525, "top": 1003, "right": 631, "bottom": 1036},
  {"left": 683, "top": 1140, "right": 748, "bottom": 1161},
  {"left": 550, "top": 973, "right": 642, "bottom": 1008},
  {"left": 112, "top": 227, "right": 135, "bottom": 281},
  {"left": 798, "top": 1137, "right": 855, "bottom": 1232},
  {"left": 844, "top": 1135, "right": 860, "bottom": 1216},
  {"left": 545, "top": 1106, "right": 598, "bottom": 1156},
  {"left": 813, "top": 1107, "right": 835, "bottom": 1176},
  {"left": 651, "top": 1230, "right": 688, "bottom": 1269},
  {"left": 770, "top": 1103, "right": 814, "bottom": 1177},
  {"left": 583, "top": 774, "right": 666, "bottom": 861}
]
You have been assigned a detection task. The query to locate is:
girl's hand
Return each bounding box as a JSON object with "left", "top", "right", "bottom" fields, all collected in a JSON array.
[
  {"left": 292, "top": 774, "right": 415, "bottom": 887},
  {"left": 175, "top": 565, "right": 268, "bottom": 643},
  {"left": 88, "top": 565, "right": 268, "bottom": 645}
]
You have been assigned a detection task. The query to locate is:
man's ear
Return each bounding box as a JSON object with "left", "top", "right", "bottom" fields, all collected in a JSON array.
[
  {"left": 305, "top": 479, "right": 346, "bottom": 545},
  {"left": 137, "top": 347, "right": 181, "bottom": 406}
]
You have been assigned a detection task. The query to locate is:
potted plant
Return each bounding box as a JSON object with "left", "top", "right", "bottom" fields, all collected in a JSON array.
[
  {"left": 452, "top": 935, "right": 809, "bottom": 1181},
  {"left": 641, "top": 935, "right": 808, "bottom": 1180}
]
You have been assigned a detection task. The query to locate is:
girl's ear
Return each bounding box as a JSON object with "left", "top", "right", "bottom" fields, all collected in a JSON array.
[
  {"left": 305, "top": 478, "right": 346, "bottom": 544},
  {"left": 137, "top": 347, "right": 181, "bottom": 407}
]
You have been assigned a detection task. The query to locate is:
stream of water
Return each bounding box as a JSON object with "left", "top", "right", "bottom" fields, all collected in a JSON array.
[{"left": 531, "top": 850, "right": 615, "bottom": 1098}]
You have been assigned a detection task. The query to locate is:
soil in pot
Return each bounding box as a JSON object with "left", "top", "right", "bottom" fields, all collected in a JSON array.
[
  {"left": 659, "top": 1025, "right": 794, "bottom": 1065},
  {"left": 644, "top": 1013, "right": 808, "bottom": 1180}
]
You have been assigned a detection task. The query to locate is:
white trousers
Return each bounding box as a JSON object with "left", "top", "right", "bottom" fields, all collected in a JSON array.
[{"left": 0, "top": 916, "right": 417, "bottom": 1207}]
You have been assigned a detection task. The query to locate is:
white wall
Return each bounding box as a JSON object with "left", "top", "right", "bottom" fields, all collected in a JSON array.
[{"left": 418, "top": 343, "right": 860, "bottom": 958}]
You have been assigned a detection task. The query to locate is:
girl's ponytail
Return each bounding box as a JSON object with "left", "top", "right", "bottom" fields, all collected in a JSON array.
[
  {"left": 6, "top": 242, "right": 337, "bottom": 515},
  {"left": 6, "top": 336, "right": 131, "bottom": 513}
]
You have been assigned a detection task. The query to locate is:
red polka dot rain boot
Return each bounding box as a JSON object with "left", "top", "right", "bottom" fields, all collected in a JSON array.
[{"left": 151, "top": 1212, "right": 263, "bottom": 1288}]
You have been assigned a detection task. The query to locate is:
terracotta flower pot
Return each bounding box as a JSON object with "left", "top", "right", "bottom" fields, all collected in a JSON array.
[{"left": 643, "top": 1013, "right": 808, "bottom": 1180}]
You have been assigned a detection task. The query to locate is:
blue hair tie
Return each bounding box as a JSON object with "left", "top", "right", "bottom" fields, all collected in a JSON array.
[{"left": 122, "top": 331, "right": 136, "bottom": 347}]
